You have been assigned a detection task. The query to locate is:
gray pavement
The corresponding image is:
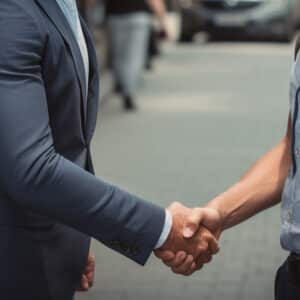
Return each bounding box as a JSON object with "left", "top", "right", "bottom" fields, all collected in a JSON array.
[{"left": 77, "top": 42, "right": 294, "bottom": 300}]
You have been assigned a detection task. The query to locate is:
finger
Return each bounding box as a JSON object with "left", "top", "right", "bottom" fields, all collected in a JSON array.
[
  {"left": 165, "top": 251, "right": 187, "bottom": 268},
  {"left": 86, "top": 254, "right": 96, "bottom": 271},
  {"left": 154, "top": 250, "right": 176, "bottom": 262},
  {"left": 86, "top": 270, "right": 95, "bottom": 287},
  {"left": 197, "top": 253, "right": 212, "bottom": 265},
  {"left": 83, "top": 275, "right": 90, "bottom": 290},
  {"left": 208, "top": 235, "right": 220, "bottom": 255},
  {"left": 77, "top": 275, "right": 89, "bottom": 292},
  {"left": 183, "top": 208, "right": 203, "bottom": 239},
  {"left": 182, "top": 262, "right": 198, "bottom": 276},
  {"left": 172, "top": 255, "right": 194, "bottom": 275},
  {"left": 86, "top": 256, "right": 96, "bottom": 286},
  {"left": 195, "top": 240, "right": 209, "bottom": 259}
]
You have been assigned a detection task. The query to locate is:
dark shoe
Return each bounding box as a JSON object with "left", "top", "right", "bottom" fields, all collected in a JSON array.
[
  {"left": 123, "top": 95, "right": 137, "bottom": 111},
  {"left": 145, "top": 60, "right": 154, "bottom": 71},
  {"left": 114, "top": 82, "right": 122, "bottom": 94}
]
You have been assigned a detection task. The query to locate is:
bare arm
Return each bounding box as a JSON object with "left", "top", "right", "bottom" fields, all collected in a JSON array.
[
  {"left": 156, "top": 115, "right": 293, "bottom": 276},
  {"left": 208, "top": 114, "right": 292, "bottom": 230},
  {"left": 147, "top": 0, "right": 167, "bottom": 22},
  {"left": 147, "top": 0, "right": 171, "bottom": 38}
]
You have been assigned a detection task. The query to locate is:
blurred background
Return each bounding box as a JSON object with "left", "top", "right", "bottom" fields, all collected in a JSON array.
[{"left": 76, "top": 0, "right": 297, "bottom": 299}]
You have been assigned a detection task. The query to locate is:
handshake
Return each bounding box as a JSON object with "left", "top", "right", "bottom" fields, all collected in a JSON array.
[{"left": 154, "top": 202, "right": 223, "bottom": 276}]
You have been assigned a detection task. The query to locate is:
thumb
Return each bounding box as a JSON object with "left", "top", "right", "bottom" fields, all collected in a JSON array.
[
  {"left": 201, "top": 208, "right": 222, "bottom": 232},
  {"left": 183, "top": 208, "right": 203, "bottom": 239}
]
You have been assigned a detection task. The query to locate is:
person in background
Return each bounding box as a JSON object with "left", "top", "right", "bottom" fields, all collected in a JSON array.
[{"left": 105, "top": 0, "right": 170, "bottom": 111}]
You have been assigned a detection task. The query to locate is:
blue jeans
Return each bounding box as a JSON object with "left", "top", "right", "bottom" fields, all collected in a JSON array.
[{"left": 108, "top": 13, "right": 151, "bottom": 97}]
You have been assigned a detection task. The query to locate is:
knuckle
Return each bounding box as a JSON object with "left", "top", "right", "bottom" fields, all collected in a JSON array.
[
  {"left": 202, "top": 232, "right": 211, "bottom": 240},
  {"left": 197, "top": 245, "right": 207, "bottom": 254},
  {"left": 173, "top": 201, "right": 180, "bottom": 207},
  {"left": 186, "top": 255, "right": 194, "bottom": 264},
  {"left": 203, "top": 255, "right": 212, "bottom": 264},
  {"left": 188, "top": 216, "right": 197, "bottom": 225},
  {"left": 163, "top": 258, "right": 172, "bottom": 265},
  {"left": 194, "top": 207, "right": 202, "bottom": 215}
]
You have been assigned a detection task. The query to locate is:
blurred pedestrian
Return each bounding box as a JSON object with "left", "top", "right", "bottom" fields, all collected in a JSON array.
[{"left": 105, "top": 0, "right": 170, "bottom": 111}]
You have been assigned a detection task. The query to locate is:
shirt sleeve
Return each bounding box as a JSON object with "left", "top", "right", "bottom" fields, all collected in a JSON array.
[{"left": 154, "top": 210, "right": 173, "bottom": 249}]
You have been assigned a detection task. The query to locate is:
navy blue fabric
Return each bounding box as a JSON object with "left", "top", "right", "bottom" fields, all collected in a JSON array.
[
  {"left": 275, "top": 260, "right": 300, "bottom": 300},
  {"left": 0, "top": 1, "right": 165, "bottom": 299}
]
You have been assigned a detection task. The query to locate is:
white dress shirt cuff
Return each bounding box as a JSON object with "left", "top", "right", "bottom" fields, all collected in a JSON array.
[{"left": 154, "top": 210, "right": 173, "bottom": 249}]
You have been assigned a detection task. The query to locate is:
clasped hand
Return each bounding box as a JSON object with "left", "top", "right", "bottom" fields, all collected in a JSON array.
[{"left": 154, "top": 202, "right": 222, "bottom": 276}]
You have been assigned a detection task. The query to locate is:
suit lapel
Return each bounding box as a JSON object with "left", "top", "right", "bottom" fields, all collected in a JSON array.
[
  {"left": 80, "top": 18, "right": 100, "bottom": 144},
  {"left": 35, "top": 0, "right": 88, "bottom": 125}
]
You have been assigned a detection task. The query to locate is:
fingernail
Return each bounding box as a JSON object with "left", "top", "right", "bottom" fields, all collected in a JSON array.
[{"left": 183, "top": 228, "right": 194, "bottom": 238}]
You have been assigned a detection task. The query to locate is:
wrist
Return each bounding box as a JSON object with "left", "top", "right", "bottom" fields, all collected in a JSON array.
[{"left": 205, "top": 199, "right": 227, "bottom": 232}]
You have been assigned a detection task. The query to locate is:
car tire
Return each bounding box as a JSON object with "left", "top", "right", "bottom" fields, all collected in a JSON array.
[
  {"left": 278, "top": 20, "right": 294, "bottom": 43},
  {"left": 208, "top": 32, "right": 225, "bottom": 42}
]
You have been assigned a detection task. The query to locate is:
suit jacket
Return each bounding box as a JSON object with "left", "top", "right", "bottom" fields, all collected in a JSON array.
[{"left": 0, "top": 1, "right": 165, "bottom": 299}]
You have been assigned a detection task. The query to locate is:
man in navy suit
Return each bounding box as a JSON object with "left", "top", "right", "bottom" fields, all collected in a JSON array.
[{"left": 0, "top": 1, "right": 219, "bottom": 299}]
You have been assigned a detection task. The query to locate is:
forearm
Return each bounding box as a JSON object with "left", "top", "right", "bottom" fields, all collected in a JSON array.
[
  {"left": 0, "top": 4, "right": 166, "bottom": 265},
  {"left": 147, "top": 0, "right": 167, "bottom": 24},
  {"left": 207, "top": 131, "right": 291, "bottom": 230}
]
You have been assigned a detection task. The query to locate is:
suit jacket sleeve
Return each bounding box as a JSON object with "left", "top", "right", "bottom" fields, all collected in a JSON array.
[{"left": 0, "top": 1, "right": 165, "bottom": 265}]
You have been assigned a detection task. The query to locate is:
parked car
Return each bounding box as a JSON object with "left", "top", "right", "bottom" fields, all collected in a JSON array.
[{"left": 179, "top": 0, "right": 300, "bottom": 42}]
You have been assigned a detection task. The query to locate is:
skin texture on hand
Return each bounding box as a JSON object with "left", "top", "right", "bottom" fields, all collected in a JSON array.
[
  {"left": 183, "top": 207, "right": 223, "bottom": 240},
  {"left": 77, "top": 252, "right": 96, "bottom": 292},
  {"left": 155, "top": 203, "right": 220, "bottom": 275}
]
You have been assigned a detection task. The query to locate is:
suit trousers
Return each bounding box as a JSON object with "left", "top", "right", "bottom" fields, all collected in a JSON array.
[{"left": 275, "top": 259, "right": 300, "bottom": 300}]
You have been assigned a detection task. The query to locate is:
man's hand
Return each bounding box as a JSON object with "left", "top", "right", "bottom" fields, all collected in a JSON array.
[
  {"left": 155, "top": 204, "right": 223, "bottom": 276},
  {"left": 183, "top": 207, "right": 223, "bottom": 240},
  {"left": 154, "top": 203, "right": 220, "bottom": 275},
  {"left": 77, "top": 252, "right": 96, "bottom": 292}
]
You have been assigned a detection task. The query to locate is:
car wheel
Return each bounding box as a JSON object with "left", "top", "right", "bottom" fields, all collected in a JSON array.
[
  {"left": 278, "top": 20, "right": 294, "bottom": 43},
  {"left": 208, "top": 32, "right": 225, "bottom": 42}
]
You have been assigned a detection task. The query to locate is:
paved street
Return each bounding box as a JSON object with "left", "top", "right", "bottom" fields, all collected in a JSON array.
[{"left": 78, "top": 42, "right": 294, "bottom": 300}]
